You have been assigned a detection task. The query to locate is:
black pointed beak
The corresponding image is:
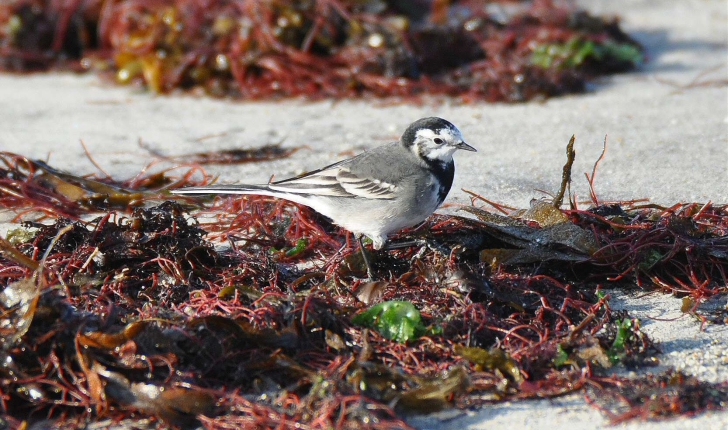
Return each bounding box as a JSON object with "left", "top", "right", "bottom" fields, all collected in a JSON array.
[{"left": 455, "top": 141, "right": 477, "bottom": 152}]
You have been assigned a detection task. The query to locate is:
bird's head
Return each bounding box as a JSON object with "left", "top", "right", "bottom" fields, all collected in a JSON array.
[{"left": 401, "top": 117, "right": 476, "bottom": 163}]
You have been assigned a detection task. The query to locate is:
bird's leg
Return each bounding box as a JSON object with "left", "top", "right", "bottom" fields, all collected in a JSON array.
[{"left": 357, "top": 235, "right": 375, "bottom": 280}]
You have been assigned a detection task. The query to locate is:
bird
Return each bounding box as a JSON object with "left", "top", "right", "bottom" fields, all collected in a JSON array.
[{"left": 171, "top": 117, "right": 476, "bottom": 278}]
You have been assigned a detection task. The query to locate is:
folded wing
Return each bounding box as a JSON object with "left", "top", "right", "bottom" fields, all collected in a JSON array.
[{"left": 269, "top": 165, "right": 396, "bottom": 199}]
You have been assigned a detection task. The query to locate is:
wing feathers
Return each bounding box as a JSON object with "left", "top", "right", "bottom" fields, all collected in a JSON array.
[
  {"left": 337, "top": 169, "right": 396, "bottom": 199},
  {"left": 172, "top": 165, "right": 397, "bottom": 200},
  {"left": 268, "top": 183, "right": 349, "bottom": 196}
]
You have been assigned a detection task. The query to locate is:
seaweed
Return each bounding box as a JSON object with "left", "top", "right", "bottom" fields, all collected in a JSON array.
[
  {"left": 0, "top": 141, "right": 726, "bottom": 428},
  {"left": 0, "top": 151, "right": 211, "bottom": 218},
  {"left": 588, "top": 371, "right": 728, "bottom": 423},
  {"left": 140, "top": 142, "right": 302, "bottom": 165},
  {"left": 0, "top": 0, "right": 643, "bottom": 102}
]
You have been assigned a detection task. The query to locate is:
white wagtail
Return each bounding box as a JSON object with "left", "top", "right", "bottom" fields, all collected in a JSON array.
[{"left": 172, "top": 117, "right": 476, "bottom": 277}]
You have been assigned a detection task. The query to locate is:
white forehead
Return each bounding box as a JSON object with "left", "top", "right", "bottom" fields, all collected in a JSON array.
[{"left": 415, "top": 127, "right": 462, "bottom": 141}]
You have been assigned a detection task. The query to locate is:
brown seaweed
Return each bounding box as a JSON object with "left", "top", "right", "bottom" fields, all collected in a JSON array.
[
  {"left": 0, "top": 0, "right": 643, "bottom": 102},
  {"left": 0, "top": 147, "right": 726, "bottom": 428}
]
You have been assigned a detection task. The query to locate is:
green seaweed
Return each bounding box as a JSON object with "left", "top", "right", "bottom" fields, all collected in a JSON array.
[
  {"left": 531, "top": 37, "right": 642, "bottom": 69},
  {"left": 608, "top": 318, "right": 634, "bottom": 364},
  {"left": 352, "top": 300, "right": 427, "bottom": 343}
]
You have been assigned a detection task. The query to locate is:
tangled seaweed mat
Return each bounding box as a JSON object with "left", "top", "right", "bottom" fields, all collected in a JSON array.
[
  {"left": 0, "top": 149, "right": 727, "bottom": 428},
  {"left": 0, "top": 0, "right": 642, "bottom": 102}
]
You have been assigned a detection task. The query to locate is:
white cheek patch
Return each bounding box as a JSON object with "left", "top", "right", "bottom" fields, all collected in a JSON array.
[
  {"left": 424, "top": 144, "right": 456, "bottom": 161},
  {"left": 413, "top": 127, "right": 460, "bottom": 162}
]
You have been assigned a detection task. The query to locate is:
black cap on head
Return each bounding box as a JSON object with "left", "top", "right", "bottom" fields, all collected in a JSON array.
[{"left": 400, "top": 117, "right": 457, "bottom": 146}]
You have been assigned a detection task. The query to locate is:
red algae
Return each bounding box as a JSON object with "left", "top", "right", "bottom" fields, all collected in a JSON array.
[
  {"left": 0, "top": 0, "right": 642, "bottom": 102},
  {"left": 0, "top": 150, "right": 726, "bottom": 427}
]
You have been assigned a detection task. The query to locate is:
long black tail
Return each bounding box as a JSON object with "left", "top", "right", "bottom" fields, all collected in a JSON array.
[{"left": 170, "top": 184, "right": 271, "bottom": 195}]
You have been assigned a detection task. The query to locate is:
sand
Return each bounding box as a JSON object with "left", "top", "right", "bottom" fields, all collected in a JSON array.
[{"left": 0, "top": 0, "right": 726, "bottom": 428}]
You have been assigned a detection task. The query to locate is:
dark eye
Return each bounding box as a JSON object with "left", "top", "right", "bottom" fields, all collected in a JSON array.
[{"left": 433, "top": 138, "right": 444, "bottom": 144}]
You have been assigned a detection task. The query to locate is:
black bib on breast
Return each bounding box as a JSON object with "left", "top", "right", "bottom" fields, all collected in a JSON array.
[{"left": 424, "top": 158, "right": 454, "bottom": 206}]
